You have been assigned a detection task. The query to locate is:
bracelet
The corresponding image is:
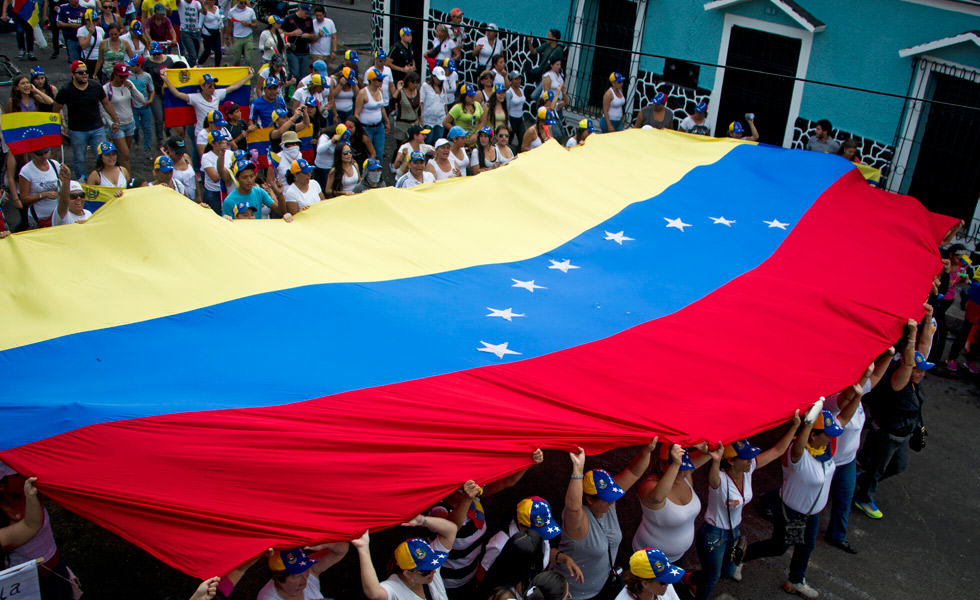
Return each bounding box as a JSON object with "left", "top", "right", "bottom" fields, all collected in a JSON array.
[{"left": 570, "top": 474, "right": 584, "bottom": 480}]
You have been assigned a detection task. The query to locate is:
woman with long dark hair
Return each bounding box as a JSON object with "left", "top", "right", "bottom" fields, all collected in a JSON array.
[
  {"left": 5, "top": 75, "right": 54, "bottom": 113},
  {"left": 86, "top": 141, "right": 129, "bottom": 188},
  {"left": 480, "top": 83, "right": 509, "bottom": 133},
  {"left": 469, "top": 126, "right": 498, "bottom": 175},
  {"left": 325, "top": 143, "right": 360, "bottom": 197},
  {"left": 29, "top": 67, "right": 58, "bottom": 112}
]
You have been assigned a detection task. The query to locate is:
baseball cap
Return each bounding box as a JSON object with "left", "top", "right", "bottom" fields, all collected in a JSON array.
[
  {"left": 130, "top": 20, "right": 143, "bottom": 35},
  {"left": 298, "top": 2, "right": 311, "bottom": 11},
  {"left": 220, "top": 100, "right": 239, "bottom": 116},
  {"left": 487, "top": 22, "right": 498, "bottom": 31},
  {"left": 508, "top": 70, "right": 522, "bottom": 81},
  {"left": 367, "top": 67, "right": 386, "bottom": 82},
  {"left": 166, "top": 136, "right": 186, "bottom": 154},
  {"left": 478, "top": 126, "right": 493, "bottom": 137},
  {"left": 153, "top": 3, "right": 166, "bottom": 13},
  {"left": 345, "top": 49, "right": 360, "bottom": 63},
  {"left": 609, "top": 71, "right": 625, "bottom": 83},
  {"left": 126, "top": 54, "right": 145, "bottom": 68},
  {"left": 578, "top": 118, "right": 599, "bottom": 132},
  {"left": 433, "top": 138, "right": 450, "bottom": 149},
  {"left": 914, "top": 351, "right": 935, "bottom": 370},
  {"left": 494, "top": 83, "right": 506, "bottom": 93},
  {"left": 629, "top": 548, "right": 685, "bottom": 584},
  {"left": 812, "top": 410, "right": 845, "bottom": 437},
  {"left": 207, "top": 129, "right": 227, "bottom": 144},
  {"left": 150, "top": 41, "right": 164, "bottom": 55},
  {"left": 724, "top": 439, "right": 761, "bottom": 461},
  {"left": 432, "top": 66, "right": 447, "bottom": 81},
  {"left": 304, "top": 95, "right": 319, "bottom": 108},
  {"left": 69, "top": 180, "right": 83, "bottom": 194},
  {"left": 540, "top": 89, "right": 555, "bottom": 102},
  {"left": 233, "top": 149, "right": 248, "bottom": 161},
  {"left": 234, "top": 159, "right": 256, "bottom": 174},
  {"left": 70, "top": 60, "right": 87, "bottom": 73},
  {"left": 536, "top": 107, "right": 557, "bottom": 125},
  {"left": 271, "top": 109, "right": 287, "bottom": 124},
  {"left": 289, "top": 158, "right": 314, "bottom": 174},
  {"left": 660, "top": 444, "right": 695, "bottom": 471},
  {"left": 268, "top": 548, "right": 317, "bottom": 574},
  {"left": 84, "top": 8, "right": 96, "bottom": 21},
  {"left": 394, "top": 538, "right": 448, "bottom": 572},
  {"left": 154, "top": 155, "right": 174, "bottom": 173},
  {"left": 363, "top": 158, "right": 382, "bottom": 171},
  {"left": 460, "top": 83, "right": 476, "bottom": 97},
  {"left": 515, "top": 496, "right": 561, "bottom": 540},
  {"left": 399, "top": 26, "right": 412, "bottom": 37},
  {"left": 201, "top": 73, "right": 217, "bottom": 85},
  {"left": 97, "top": 141, "right": 117, "bottom": 155},
  {"left": 310, "top": 73, "right": 325, "bottom": 87},
  {"left": 695, "top": 101, "right": 708, "bottom": 113},
  {"left": 583, "top": 469, "right": 625, "bottom": 502},
  {"left": 440, "top": 58, "right": 457, "bottom": 73},
  {"left": 30, "top": 65, "right": 44, "bottom": 77},
  {"left": 449, "top": 7, "right": 463, "bottom": 17},
  {"left": 264, "top": 76, "right": 280, "bottom": 88},
  {"left": 652, "top": 92, "right": 666, "bottom": 105},
  {"left": 374, "top": 49, "right": 387, "bottom": 60},
  {"left": 729, "top": 121, "right": 744, "bottom": 135},
  {"left": 281, "top": 131, "right": 301, "bottom": 145},
  {"left": 267, "top": 15, "right": 282, "bottom": 25},
  {"left": 312, "top": 60, "right": 328, "bottom": 76},
  {"left": 409, "top": 150, "right": 426, "bottom": 162},
  {"left": 407, "top": 124, "right": 430, "bottom": 138},
  {"left": 448, "top": 126, "right": 467, "bottom": 139},
  {"left": 112, "top": 63, "right": 130, "bottom": 77},
  {"left": 206, "top": 110, "right": 228, "bottom": 127}
]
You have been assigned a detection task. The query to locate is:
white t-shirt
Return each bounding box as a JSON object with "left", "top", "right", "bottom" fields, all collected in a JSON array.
[
  {"left": 188, "top": 89, "right": 228, "bottom": 136},
  {"left": 432, "top": 37, "right": 456, "bottom": 61},
  {"left": 200, "top": 149, "right": 233, "bottom": 192},
  {"left": 614, "top": 584, "right": 680, "bottom": 600},
  {"left": 481, "top": 520, "right": 550, "bottom": 573},
  {"left": 441, "top": 71, "right": 459, "bottom": 107},
  {"left": 473, "top": 35, "right": 502, "bottom": 71},
  {"left": 314, "top": 135, "right": 336, "bottom": 170},
  {"left": 704, "top": 460, "right": 756, "bottom": 529},
  {"left": 419, "top": 82, "right": 446, "bottom": 127},
  {"left": 19, "top": 159, "right": 60, "bottom": 226},
  {"left": 149, "top": 178, "right": 186, "bottom": 196},
  {"left": 78, "top": 26, "right": 105, "bottom": 61},
  {"left": 825, "top": 381, "right": 870, "bottom": 466},
  {"left": 310, "top": 16, "right": 336, "bottom": 55},
  {"left": 449, "top": 148, "right": 468, "bottom": 176},
  {"left": 227, "top": 4, "right": 255, "bottom": 38},
  {"left": 258, "top": 29, "right": 280, "bottom": 61},
  {"left": 257, "top": 575, "right": 322, "bottom": 600},
  {"left": 177, "top": 0, "right": 202, "bottom": 32},
  {"left": 52, "top": 207, "right": 92, "bottom": 226},
  {"left": 505, "top": 88, "right": 525, "bottom": 118},
  {"left": 395, "top": 170, "right": 435, "bottom": 188},
  {"left": 679, "top": 115, "right": 710, "bottom": 136},
  {"left": 781, "top": 447, "right": 836, "bottom": 515},
  {"left": 292, "top": 86, "right": 327, "bottom": 113},
  {"left": 172, "top": 163, "right": 198, "bottom": 199},
  {"left": 201, "top": 6, "right": 223, "bottom": 32},
  {"left": 565, "top": 137, "right": 578, "bottom": 148},
  {"left": 381, "top": 572, "right": 447, "bottom": 600},
  {"left": 284, "top": 180, "right": 323, "bottom": 210}
]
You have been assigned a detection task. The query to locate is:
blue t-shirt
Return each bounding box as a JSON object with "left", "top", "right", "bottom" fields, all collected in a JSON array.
[
  {"left": 222, "top": 186, "right": 276, "bottom": 218},
  {"left": 58, "top": 4, "right": 87, "bottom": 41},
  {"left": 249, "top": 95, "right": 286, "bottom": 129}
]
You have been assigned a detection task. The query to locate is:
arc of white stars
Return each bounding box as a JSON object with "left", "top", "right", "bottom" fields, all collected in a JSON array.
[
  {"left": 764, "top": 218, "right": 789, "bottom": 230},
  {"left": 709, "top": 216, "right": 735, "bottom": 226},
  {"left": 548, "top": 259, "right": 580, "bottom": 273},
  {"left": 604, "top": 230, "right": 634, "bottom": 245},
  {"left": 486, "top": 307, "right": 525, "bottom": 321},
  {"left": 477, "top": 341, "right": 522, "bottom": 359}
]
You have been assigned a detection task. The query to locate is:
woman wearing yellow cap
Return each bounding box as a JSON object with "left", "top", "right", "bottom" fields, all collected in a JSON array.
[
  {"left": 618, "top": 548, "right": 685, "bottom": 600},
  {"left": 691, "top": 413, "right": 799, "bottom": 600},
  {"left": 259, "top": 544, "right": 349, "bottom": 600},
  {"left": 601, "top": 72, "right": 627, "bottom": 133},
  {"left": 522, "top": 107, "right": 556, "bottom": 151},
  {"left": 558, "top": 442, "right": 657, "bottom": 600},
  {"left": 352, "top": 512, "right": 458, "bottom": 600}
]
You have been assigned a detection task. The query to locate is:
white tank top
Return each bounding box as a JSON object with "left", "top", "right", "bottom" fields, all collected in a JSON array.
[
  {"left": 360, "top": 88, "right": 385, "bottom": 125},
  {"left": 98, "top": 168, "right": 128, "bottom": 188},
  {"left": 335, "top": 86, "right": 355, "bottom": 112},
  {"left": 529, "top": 134, "right": 542, "bottom": 149},
  {"left": 172, "top": 163, "right": 197, "bottom": 199},
  {"left": 450, "top": 147, "right": 468, "bottom": 176},
  {"left": 340, "top": 165, "right": 360, "bottom": 192},
  {"left": 704, "top": 461, "right": 755, "bottom": 530},
  {"left": 428, "top": 158, "right": 454, "bottom": 180},
  {"left": 495, "top": 145, "right": 514, "bottom": 164},
  {"left": 608, "top": 88, "right": 626, "bottom": 121},
  {"left": 505, "top": 88, "right": 525, "bottom": 118},
  {"left": 632, "top": 477, "right": 701, "bottom": 562}
]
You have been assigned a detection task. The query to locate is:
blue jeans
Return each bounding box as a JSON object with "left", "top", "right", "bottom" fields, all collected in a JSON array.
[
  {"left": 600, "top": 117, "right": 622, "bottom": 133},
  {"left": 287, "top": 52, "right": 310, "bottom": 84},
  {"left": 694, "top": 523, "right": 739, "bottom": 600},
  {"left": 68, "top": 127, "right": 106, "bottom": 179},
  {"left": 201, "top": 189, "right": 221, "bottom": 214},
  {"left": 65, "top": 39, "right": 81, "bottom": 62},
  {"left": 133, "top": 105, "right": 153, "bottom": 151},
  {"left": 744, "top": 502, "right": 820, "bottom": 584},
  {"left": 826, "top": 459, "right": 856, "bottom": 544},
  {"left": 363, "top": 122, "right": 386, "bottom": 161},
  {"left": 180, "top": 30, "right": 202, "bottom": 67}
]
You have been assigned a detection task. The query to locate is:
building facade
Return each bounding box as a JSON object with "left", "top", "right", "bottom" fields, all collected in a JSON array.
[{"left": 375, "top": 0, "right": 980, "bottom": 222}]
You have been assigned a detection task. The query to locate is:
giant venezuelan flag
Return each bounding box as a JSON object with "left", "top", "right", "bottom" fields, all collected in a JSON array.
[
  {"left": 0, "top": 131, "right": 956, "bottom": 578},
  {"left": 163, "top": 67, "right": 251, "bottom": 128}
]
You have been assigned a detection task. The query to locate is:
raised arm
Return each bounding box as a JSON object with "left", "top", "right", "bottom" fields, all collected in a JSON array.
[
  {"left": 447, "top": 480, "right": 482, "bottom": 530},
  {"left": 637, "top": 444, "right": 683, "bottom": 508},
  {"left": 56, "top": 163, "right": 72, "bottom": 219},
  {"left": 563, "top": 447, "right": 588, "bottom": 540},
  {"left": 162, "top": 72, "right": 190, "bottom": 103},
  {"left": 402, "top": 514, "right": 457, "bottom": 550},
  {"left": 0, "top": 478, "right": 42, "bottom": 550},
  {"left": 745, "top": 118, "right": 760, "bottom": 141},
  {"left": 307, "top": 541, "right": 350, "bottom": 575},
  {"left": 614, "top": 438, "right": 657, "bottom": 492},
  {"left": 790, "top": 400, "right": 821, "bottom": 463},
  {"left": 891, "top": 320, "right": 917, "bottom": 391},
  {"left": 916, "top": 302, "right": 935, "bottom": 355},
  {"left": 351, "top": 532, "right": 388, "bottom": 600},
  {"left": 869, "top": 346, "right": 896, "bottom": 389},
  {"left": 757, "top": 410, "right": 801, "bottom": 468},
  {"left": 706, "top": 444, "right": 724, "bottom": 489}
]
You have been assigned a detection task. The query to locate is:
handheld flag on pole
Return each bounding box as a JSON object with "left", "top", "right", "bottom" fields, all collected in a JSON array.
[
  {"left": 163, "top": 67, "right": 251, "bottom": 128},
  {"left": 1, "top": 111, "right": 62, "bottom": 155},
  {"left": 246, "top": 127, "right": 273, "bottom": 168},
  {"left": 12, "top": 0, "right": 39, "bottom": 28}
]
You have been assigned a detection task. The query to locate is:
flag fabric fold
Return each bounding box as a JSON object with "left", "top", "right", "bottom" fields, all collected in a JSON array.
[{"left": 0, "top": 130, "right": 956, "bottom": 578}]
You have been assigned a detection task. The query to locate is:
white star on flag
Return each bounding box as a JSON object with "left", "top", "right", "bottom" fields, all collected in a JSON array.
[
  {"left": 511, "top": 278, "right": 545, "bottom": 292},
  {"left": 764, "top": 218, "right": 789, "bottom": 229},
  {"left": 709, "top": 216, "right": 735, "bottom": 226},
  {"left": 486, "top": 307, "right": 525, "bottom": 321},
  {"left": 477, "top": 341, "right": 522, "bottom": 359},
  {"left": 548, "top": 259, "right": 580, "bottom": 273},
  {"left": 670, "top": 567, "right": 682, "bottom": 575},
  {"left": 604, "top": 230, "right": 634, "bottom": 245},
  {"left": 664, "top": 217, "right": 691, "bottom": 231},
  {"left": 431, "top": 558, "right": 441, "bottom": 565},
  {"left": 548, "top": 526, "right": 559, "bottom": 533}
]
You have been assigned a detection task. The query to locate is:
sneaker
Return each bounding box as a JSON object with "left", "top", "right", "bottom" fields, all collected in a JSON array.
[
  {"left": 825, "top": 538, "right": 858, "bottom": 554},
  {"left": 946, "top": 359, "right": 959, "bottom": 372},
  {"left": 966, "top": 360, "right": 979, "bottom": 374},
  {"left": 783, "top": 579, "right": 819, "bottom": 599},
  {"left": 26, "top": 52, "right": 35, "bottom": 60},
  {"left": 854, "top": 500, "right": 883, "bottom": 519},
  {"left": 16, "top": 50, "right": 25, "bottom": 59},
  {"left": 731, "top": 563, "right": 743, "bottom": 581}
]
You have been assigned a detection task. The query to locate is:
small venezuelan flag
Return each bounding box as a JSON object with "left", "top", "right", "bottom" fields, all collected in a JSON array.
[
  {"left": 2, "top": 111, "right": 61, "bottom": 156},
  {"left": 297, "top": 124, "right": 315, "bottom": 163},
  {"left": 247, "top": 127, "right": 273, "bottom": 168}
]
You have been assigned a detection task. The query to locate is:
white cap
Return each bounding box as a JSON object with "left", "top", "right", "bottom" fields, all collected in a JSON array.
[
  {"left": 432, "top": 66, "right": 447, "bottom": 81},
  {"left": 434, "top": 138, "right": 450, "bottom": 148},
  {"left": 69, "top": 180, "right": 83, "bottom": 193},
  {"left": 487, "top": 23, "right": 498, "bottom": 31}
]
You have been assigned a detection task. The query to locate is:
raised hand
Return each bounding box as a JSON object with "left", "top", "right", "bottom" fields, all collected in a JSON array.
[
  {"left": 669, "top": 443, "right": 684, "bottom": 465},
  {"left": 569, "top": 446, "right": 586, "bottom": 474},
  {"left": 462, "top": 480, "right": 483, "bottom": 499},
  {"left": 351, "top": 530, "right": 370, "bottom": 548},
  {"left": 531, "top": 448, "right": 544, "bottom": 464}
]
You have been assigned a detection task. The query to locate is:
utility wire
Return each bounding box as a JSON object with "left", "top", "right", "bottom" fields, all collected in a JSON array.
[{"left": 307, "top": 0, "right": 980, "bottom": 113}]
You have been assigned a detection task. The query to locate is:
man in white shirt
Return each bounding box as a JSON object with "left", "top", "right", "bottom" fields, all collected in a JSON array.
[
  {"left": 309, "top": 5, "right": 337, "bottom": 64},
  {"left": 678, "top": 101, "right": 710, "bottom": 136},
  {"left": 395, "top": 151, "right": 435, "bottom": 188},
  {"left": 162, "top": 68, "right": 252, "bottom": 140},
  {"left": 224, "top": 0, "right": 257, "bottom": 66}
]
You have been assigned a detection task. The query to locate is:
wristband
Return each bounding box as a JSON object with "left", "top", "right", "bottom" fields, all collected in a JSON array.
[{"left": 570, "top": 474, "right": 584, "bottom": 480}]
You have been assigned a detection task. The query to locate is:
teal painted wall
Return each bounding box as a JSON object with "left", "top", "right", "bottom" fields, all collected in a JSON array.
[{"left": 430, "top": 0, "right": 574, "bottom": 38}]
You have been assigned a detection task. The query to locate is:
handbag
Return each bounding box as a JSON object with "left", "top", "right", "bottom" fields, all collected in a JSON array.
[
  {"left": 782, "top": 462, "right": 826, "bottom": 546},
  {"left": 724, "top": 473, "right": 744, "bottom": 565},
  {"left": 909, "top": 385, "right": 927, "bottom": 452}
]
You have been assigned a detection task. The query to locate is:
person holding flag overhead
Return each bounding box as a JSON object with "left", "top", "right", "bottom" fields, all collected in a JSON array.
[
  {"left": 162, "top": 68, "right": 253, "bottom": 143},
  {"left": 480, "top": 495, "right": 575, "bottom": 579},
  {"left": 257, "top": 545, "right": 349, "bottom": 600},
  {"left": 352, "top": 509, "right": 459, "bottom": 600}
]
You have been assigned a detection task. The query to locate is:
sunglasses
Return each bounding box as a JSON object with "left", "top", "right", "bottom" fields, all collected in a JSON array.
[
  {"left": 69, "top": 192, "right": 85, "bottom": 200},
  {"left": 498, "top": 133, "right": 509, "bottom": 138},
  {"left": 342, "top": 150, "right": 352, "bottom": 155},
  {"left": 75, "top": 70, "right": 88, "bottom": 75}
]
